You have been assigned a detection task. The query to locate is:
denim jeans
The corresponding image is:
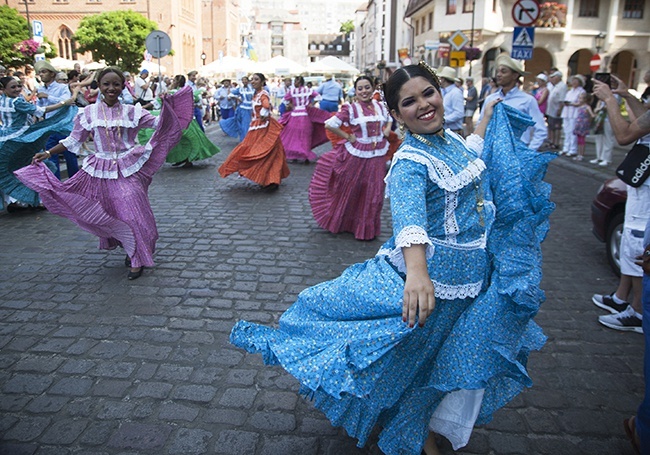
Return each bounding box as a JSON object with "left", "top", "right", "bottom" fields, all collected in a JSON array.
[{"left": 46, "top": 133, "right": 79, "bottom": 180}]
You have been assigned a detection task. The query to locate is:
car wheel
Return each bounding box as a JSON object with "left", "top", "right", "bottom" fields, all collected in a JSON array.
[{"left": 606, "top": 212, "right": 624, "bottom": 277}]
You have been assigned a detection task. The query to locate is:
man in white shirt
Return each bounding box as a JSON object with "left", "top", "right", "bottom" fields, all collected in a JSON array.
[
  {"left": 480, "top": 53, "right": 547, "bottom": 150},
  {"left": 437, "top": 66, "right": 465, "bottom": 136},
  {"left": 546, "top": 70, "right": 568, "bottom": 150},
  {"left": 134, "top": 69, "right": 154, "bottom": 106}
]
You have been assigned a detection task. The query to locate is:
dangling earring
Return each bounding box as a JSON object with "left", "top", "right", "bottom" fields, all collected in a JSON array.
[{"left": 399, "top": 123, "right": 405, "bottom": 133}]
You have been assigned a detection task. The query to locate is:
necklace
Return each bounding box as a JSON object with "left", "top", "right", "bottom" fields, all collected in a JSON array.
[
  {"left": 100, "top": 102, "right": 123, "bottom": 165},
  {"left": 410, "top": 132, "right": 485, "bottom": 227}
]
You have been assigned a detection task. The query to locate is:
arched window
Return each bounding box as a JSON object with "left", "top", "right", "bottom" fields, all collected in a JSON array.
[{"left": 58, "top": 26, "right": 76, "bottom": 60}]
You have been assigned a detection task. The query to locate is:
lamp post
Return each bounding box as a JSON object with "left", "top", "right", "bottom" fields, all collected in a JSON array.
[
  {"left": 23, "top": 0, "right": 32, "bottom": 38},
  {"left": 377, "top": 59, "right": 386, "bottom": 82},
  {"left": 594, "top": 32, "right": 606, "bottom": 54},
  {"left": 201, "top": 52, "right": 207, "bottom": 66}
]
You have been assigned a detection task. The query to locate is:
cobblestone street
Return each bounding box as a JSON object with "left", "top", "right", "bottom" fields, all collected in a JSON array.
[{"left": 0, "top": 123, "right": 643, "bottom": 454}]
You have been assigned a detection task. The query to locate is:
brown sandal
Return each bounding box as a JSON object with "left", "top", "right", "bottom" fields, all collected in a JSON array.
[{"left": 624, "top": 416, "right": 641, "bottom": 455}]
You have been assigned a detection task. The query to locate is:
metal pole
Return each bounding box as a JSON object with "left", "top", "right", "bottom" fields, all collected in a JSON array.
[
  {"left": 24, "top": 0, "right": 32, "bottom": 38},
  {"left": 157, "top": 36, "right": 162, "bottom": 83},
  {"left": 469, "top": 0, "right": 475, "bottom": 76}
]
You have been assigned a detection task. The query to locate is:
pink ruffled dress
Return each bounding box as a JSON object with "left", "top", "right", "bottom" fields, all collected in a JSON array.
[
  {"left": 308, "top": 99, "right": 391, "bottom": 240},
  {"left": 279, "top": 86, "right": 330, "bottom": 161},
  {"left": 15, "top": 87, "right": 193, "bottom": 268}
]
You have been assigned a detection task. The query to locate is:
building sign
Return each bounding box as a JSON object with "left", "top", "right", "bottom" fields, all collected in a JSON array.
[{"left": 511, "top": 26, "right": 535, "bottom": 60}]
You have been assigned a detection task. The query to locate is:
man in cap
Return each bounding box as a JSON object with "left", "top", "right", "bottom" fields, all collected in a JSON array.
[
  {"left": 35, "top": 60, "right": 79, "bottom": 179},
  {"left": 480, "top": 53, "right": 547, "bottom": 150},
  {"left": 316, "top": 74, "right": 344, "bottom": 113},
  {"left": 437, "top": 66, "right": 465, "bottom": 136},
  {"left": 545, "top": 70, "right": 568, "bottom": 150},
  {"left": 134, "top": 69, "right": 154, "bottom": 106}
]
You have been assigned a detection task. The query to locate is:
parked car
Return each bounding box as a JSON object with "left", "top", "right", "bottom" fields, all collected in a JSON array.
[{"left": 591, "top": 177, "right": 627, "bottom": 276}]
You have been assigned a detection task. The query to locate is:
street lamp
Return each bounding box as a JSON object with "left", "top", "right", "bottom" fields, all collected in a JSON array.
[
  {"left": 594, "top": 32, "right": 606, "bottom": 54},
  {"left": 201, "top": 52, "right": 207, "bottom": 66}
]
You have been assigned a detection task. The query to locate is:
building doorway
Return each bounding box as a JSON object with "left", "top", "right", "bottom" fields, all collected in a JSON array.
[{"left": 610, "top": 51, "right": 638, "bottom": 89}]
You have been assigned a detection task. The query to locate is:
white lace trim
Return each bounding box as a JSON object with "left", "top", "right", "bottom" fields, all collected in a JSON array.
[
  {"left": 464, "top": 133, "right": 484, "bottom": 157},
  {"left": 343, "top": 141, "right": 389, "bottom": 158},
  {"left": 79, "top": 103, "right": 145, "bottom": 131},
  {"left": 82, "top": 163, "right": 119, "bottom": 179},
  {"left": 325, "top": 116, "right": 342, "bottom": 128},
  {"left": 80, "top": 143, "right": 153, "bottom": 179},
  {"left": 384, "top": 225, "right": 435, "bottom": 274},
  {"left": 60, "top": 136, "right": 82, "bottom": 155},
  {"left": 248, "top": 121, "right": 269, "bottom": 131},
  {"left": 390, "top": 146, "right": 486, "bottom": 193},
  {"left": 430, "top": 234, "right": 487, "bottom": 250},
  {"left": 0, "top": 124, "right": 30, "bottom": 141},
  {"left": 429, "top": 389, "right": 484, "bottom": 450},
  {"left": 259, "top": 107, "right": 269, "bottom": 117},
  {"left": 433, "top": 279, "right": 482, "bottom": 300}
]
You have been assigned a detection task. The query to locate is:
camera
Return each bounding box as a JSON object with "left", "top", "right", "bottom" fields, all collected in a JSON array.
[{"left": 594, "top": 72, "right": 612, "bottom": 87}]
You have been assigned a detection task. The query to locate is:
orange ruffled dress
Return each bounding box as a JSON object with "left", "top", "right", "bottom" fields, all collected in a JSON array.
[{"left": 218, "top": 90, "right": 290, "bottom": 187}]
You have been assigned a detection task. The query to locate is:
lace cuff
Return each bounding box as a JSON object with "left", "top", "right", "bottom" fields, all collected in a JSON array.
[
  {"left": 325, "top": 115, "right": 342, "bottom": 128},
  {"left": 59, "top": 136, "right": 82, "bottom": 155},
  {"left": 387, "top": 225, "right": 435, "bottom": 274},
  {"left": 464, "top": 134, "right": 484, "bottom": 156}
]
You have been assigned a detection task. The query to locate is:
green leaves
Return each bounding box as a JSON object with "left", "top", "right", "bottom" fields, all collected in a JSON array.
[
  {"left": 75, "top": 10, "right": 157, "bottom": 73},
  {"left": 0, "top": 6, "right": 30, "bottom": 64}
]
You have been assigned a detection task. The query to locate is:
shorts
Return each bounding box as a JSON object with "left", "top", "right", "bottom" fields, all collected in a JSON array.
[
  {"left": 576, "top": 135, "right": 586, "bottom": 146},
  {"left": 547, "top": 116, "right": 562, "bottom": 130},
  {"left": 464, "top": 109, "right": 476, "bottom": 118},
  {"left": 621, "top": 228, "right": 645, "bottom": 277}
]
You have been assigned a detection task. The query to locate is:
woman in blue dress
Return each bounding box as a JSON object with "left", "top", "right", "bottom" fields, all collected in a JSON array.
[
  {"left": 219, "top": 76, "right": 255, "bottom": 141},
  {"left": 0, "top": 76, "right": 77, "bottom": 211},
  {"left": 230, "top": 63, "right": 554, "bottom": 454}
]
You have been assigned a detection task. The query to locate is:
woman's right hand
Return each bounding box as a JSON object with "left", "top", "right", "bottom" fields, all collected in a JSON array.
[
  {"left": 32, "top": 152, "right": 49, "bottom": 164},
  {"left": 347, "top": 133, "right": 356, "bottom": 143}
]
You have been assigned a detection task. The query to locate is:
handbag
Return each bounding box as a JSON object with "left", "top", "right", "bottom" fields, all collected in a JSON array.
[
  {"left": 591, "top": 110, "right": 605, "bottom": 135},
  {"left": 616, "top": 143, "right": 650, "bottom": 187}
]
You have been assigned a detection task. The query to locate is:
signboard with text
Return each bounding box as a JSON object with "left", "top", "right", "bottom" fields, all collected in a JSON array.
[{"left": 511, "top": 26, "right": 535, "bottom": 60}]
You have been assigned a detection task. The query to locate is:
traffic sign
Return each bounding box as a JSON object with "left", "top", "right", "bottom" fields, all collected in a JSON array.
[
  {"left": 511, "top": 27, "right": 535, "bottom": 60},
  {"left": 512, "top": 0, "right": 540, "bottom": 27},
  {"left": 449, "top": 30, "right": 469, "bottom": 51},
  {"left": 32, "top": 20, "right": 44, "bottom": 43},
  {"left": 424, "top": 40, "right": 440, "bottom": 50},
  {"left": 450, "top": 51, "right": 466, "bottom": 68},
  {"left": 589, "top": 54, "right": 602, "bottom": 72},
  {"left": 145, "top": 30, "right": 172, "bottom": 59}
]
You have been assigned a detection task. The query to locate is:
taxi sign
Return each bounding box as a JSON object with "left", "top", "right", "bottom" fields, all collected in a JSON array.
[{"left": 511, "top": 27, "right": 535, "bottom": 60}]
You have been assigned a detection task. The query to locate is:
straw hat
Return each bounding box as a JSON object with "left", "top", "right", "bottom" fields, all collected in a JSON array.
[
  {"left": 34, "top": 61, "right": 58, "bottom": 74},
  {"left": 536, "top": 73, "right": 548, "bottom": 82},
  {"left": 571, "top": 74, "right": 585, "bottom": 86},
  {"left": 436, "top": 66, "right": 460, "bottom": 83},
  {"left": 495, "top": 53, "right": 529, "bottom": 76}
]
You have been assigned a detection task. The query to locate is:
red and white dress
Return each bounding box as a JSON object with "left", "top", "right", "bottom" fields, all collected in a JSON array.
[
  {"left": 218, "top": 90, "right": 290, "bottom": 187},
  {"left": 309, "top": 99, "right": 392, "bottom": 240},
  {"left": 279, "top": 86, "right": 330, "bottom": 161}
]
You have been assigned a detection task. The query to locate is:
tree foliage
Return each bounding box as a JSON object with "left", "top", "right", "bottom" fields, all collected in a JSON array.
[
  {"left": 339, "top": 20, "right": 355, "bottom": 35},
  {"left": 0, "top": 6, "right": 30, "bottom": 64},
  {"left": 75, "top": 10, "right": 157, "bottom": 73}
]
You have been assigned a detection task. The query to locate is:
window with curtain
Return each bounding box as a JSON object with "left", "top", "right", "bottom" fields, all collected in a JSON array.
[
  {"left": 579, "top": 0, "right": 599, "bottom": 17},
  {"left": 447, "top": 0, "right": 457, "bottom": 14},
  {"left": 428, "top": 12, "right": 433, "bottom": 30},
  {"left": 623, "top": 0, "right": 644, "bottom": 18},
  {"left": 463, "top": 0, "right": 474, "bottom": 13}
]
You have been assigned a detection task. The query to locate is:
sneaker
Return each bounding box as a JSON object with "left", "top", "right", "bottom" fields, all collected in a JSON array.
[
  {"left": 598, "top": 306, "right": 643, "bottom": 333},
  {"left": 592, "top": 293, "right": 629, "bottom": 314},
  {"left": 572, "top": 155, "right": 584, "bottom": 161},
  {"left": 599, "top": 161, "right": 610, "bottom": 167},
  {"left": 589, "top": 158, "right": 600, "bottom": 164}
]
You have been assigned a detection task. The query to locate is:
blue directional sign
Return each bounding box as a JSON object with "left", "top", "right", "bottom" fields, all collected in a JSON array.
[{"left": 511, "top": 26, "right": 535, "bottom": 60}]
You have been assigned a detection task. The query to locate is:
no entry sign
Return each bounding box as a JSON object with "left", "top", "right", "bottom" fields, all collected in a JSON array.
[{"left": 590, "top": 54, "right": 602, "bottom": 72}]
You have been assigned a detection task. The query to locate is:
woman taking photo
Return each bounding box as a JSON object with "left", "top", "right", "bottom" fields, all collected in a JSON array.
[
  {"left": 218, "top": 73, "right": 289, "bottom": 191},
  {"left": 230, "top": 63, "right": 554, "bottom": 454},
  {"left": 309, "top": 75, "right": 392, "bottom": 241}
]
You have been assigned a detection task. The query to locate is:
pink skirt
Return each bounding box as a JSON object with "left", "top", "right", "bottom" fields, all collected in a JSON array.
[
  {"left": 279, "top": 106, "right": 330, "bottom": 161},
  {"left": 14, "top": 92, "right": 191, "bottom": 268},
  {"left": 308, "top": 145, "right": 387, "bottom": 240}
]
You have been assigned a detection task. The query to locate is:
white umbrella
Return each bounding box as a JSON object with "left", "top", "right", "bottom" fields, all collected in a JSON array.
[
  {"left": 256, "top": 56, "right": 306, "bottom": 76},
  {"left": 139, "top": 60, "right": 166, "bottom": 74},
  {"left": 201, "top": 56, "right": 257, "bottom": 76},
  {"left": 84, "top": 61, "right": 107, "bottom": 71},
  {"left": 50, "top": 57, "right": 84, "bottom": 70},
  {"left": 308, "top": 56, "right": 359, "bottom": 75}
]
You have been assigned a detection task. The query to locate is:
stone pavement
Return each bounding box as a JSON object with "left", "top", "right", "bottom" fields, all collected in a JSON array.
[{"left": 0, "top": 123, "right": 643, "bottom": 455}]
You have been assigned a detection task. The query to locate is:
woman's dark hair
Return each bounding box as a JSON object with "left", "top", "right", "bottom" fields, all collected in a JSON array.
[
  {"left": 97, "top": 67, "right": 125, "bottom": 87},
  {"left": 384, "top": 64, "right": 440, "bottom": 114},
  {"left": 0, "top": 76, "right": 17, "bottom": 89},
  {"left": 67, "top": 70, "right": 80, "bottom": 80},
  {"left": 294, "top": 75, "right": 304, "bottom": 86},
  {"left": 253, "top": 73, "right": 266, "bottom": 84},
  {"left": 173, "top": 74, "right": 186, "bottom": 88},
  {"left": 354, "top": 75, "right": 374, "bottom": 91}
]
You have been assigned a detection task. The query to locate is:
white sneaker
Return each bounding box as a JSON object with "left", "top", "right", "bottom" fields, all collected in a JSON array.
[
  {"left": 589, "top": 159, "right": 600, "bottom": 164},
  {"left": 598, "top": 305, "right": 643, "bottom": 333},
  {"left": 599, "top": 161, "right": 610, "bottom": 167}
]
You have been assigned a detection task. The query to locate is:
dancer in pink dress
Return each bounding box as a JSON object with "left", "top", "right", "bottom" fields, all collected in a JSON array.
[
  {"left": 15, "top": 67, "right": 193, "bottom": 280},
  {"left": 309, "top": 75, "right": 393, "bottom": 240},
  {"left": 279, "top": 76, "right": 330, "bottom": 163}
]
